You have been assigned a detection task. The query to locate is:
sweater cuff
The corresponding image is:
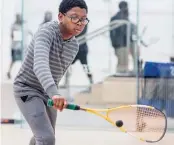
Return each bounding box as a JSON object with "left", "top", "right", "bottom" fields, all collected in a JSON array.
[{"left": 46, "top": 84, "right": 60, "bottom": 98}]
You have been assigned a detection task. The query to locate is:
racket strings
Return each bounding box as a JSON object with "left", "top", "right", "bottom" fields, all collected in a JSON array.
[
  {"left": 108, "top": 106, "right": 166, "bottom": 142},
  {"left": 136, "top": 107, "right": 166, "bottom": 133}
]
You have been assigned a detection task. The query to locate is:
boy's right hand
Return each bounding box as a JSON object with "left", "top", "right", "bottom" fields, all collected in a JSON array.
[{"left": 52, "top": 95, "right": 67, "bottom": 111}]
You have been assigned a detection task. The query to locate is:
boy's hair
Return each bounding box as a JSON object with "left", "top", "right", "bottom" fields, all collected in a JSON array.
[{"left": 59, "top": 0, "right": 88, "bottom": 14}]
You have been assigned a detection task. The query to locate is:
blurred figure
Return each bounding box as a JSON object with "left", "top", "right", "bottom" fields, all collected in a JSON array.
[
  {"left": 64, "top": 25, "right": 93, "bottom": 88},
  {"left": 73, "top": 25, "right": 93, "bottom": 84},
  {"left": 110, "top": 1, "right": 134, "bottom": 73},
  {"left": 7, "top": 13, "right": 32, "bottom": 79},
  {"left": 41, "top": 11, "right": 53, "bottom": 24},
  {"left": 130, "top": 22, "right": 139, "bottom": 72},
  {"left": 171, "top": 57, "right": 174, "bottom": 62}
]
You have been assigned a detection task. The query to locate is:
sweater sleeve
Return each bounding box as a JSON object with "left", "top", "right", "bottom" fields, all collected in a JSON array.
[{"left": 33, "top": 28, "right": 59, "bottom": 98}]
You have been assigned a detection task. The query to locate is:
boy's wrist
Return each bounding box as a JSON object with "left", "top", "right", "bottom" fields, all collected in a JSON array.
[{"left": 46, "top": 84, "right": 59, "bottom": 98}]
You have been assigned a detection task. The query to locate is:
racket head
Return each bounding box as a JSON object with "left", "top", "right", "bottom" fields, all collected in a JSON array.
[{"left": 107, "top": 105, "right": 167, "bottom": 143}]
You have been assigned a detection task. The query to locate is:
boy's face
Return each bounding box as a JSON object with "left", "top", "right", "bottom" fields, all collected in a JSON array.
[{"left": 58, "top": 7, "right": 88, "bottom": 36}]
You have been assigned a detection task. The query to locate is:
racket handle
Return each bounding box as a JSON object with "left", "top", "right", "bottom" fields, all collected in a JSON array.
[{"left": 47, "top": 99, "right": 80, "bottom": 110}]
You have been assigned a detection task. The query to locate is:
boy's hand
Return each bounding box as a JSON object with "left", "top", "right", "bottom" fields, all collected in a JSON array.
[{"left": 52, "top": 95, "right": 67, "bottom": 111}]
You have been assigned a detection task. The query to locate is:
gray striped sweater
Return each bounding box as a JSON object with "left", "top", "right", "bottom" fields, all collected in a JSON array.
[{"left": 13, "top": 21, "right": 79, "bottom": 100}]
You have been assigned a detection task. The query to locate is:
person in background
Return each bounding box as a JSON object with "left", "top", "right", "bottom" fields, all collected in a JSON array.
[
  {"left": 7, "top": 13, "right": 32, "bottom": 79},
  {"left": 110, "top": 1, "right": 132, "bottom": 73},
  {"left": 41, "top": 11, "right": 53, "bottom": 24},
  {"left": 64, "top": 24, "right": 93, "bottom": 89}
]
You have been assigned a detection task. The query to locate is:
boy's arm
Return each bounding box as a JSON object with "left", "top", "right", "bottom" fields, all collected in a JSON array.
[{"left": 33, "top": 28, "right": 59, "bottom": 98}]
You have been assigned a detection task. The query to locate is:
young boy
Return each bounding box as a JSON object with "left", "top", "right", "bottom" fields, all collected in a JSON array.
[{"left": 13, "top": 0, "right": 89, "bottom": 144}]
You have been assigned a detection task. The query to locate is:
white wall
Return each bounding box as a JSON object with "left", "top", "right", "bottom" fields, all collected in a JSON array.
[{"left": 1, "top": 0, "right": 174, "bottom": 84}]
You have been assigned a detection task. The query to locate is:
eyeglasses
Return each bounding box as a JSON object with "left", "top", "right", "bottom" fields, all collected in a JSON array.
[{"left": 64, "top": 13, "right": 89, "bottom": 25}]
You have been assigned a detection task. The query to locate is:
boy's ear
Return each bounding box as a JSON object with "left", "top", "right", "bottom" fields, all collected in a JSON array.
[{"left": 58, "top": 13, "right": 64, "bottom": 22}]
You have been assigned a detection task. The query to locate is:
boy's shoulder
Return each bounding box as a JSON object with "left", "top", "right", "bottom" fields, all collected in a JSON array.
[
  {"left": 39, "top": 21, "right": 58, "bottom": 32},
  {"left": 33, "top": 21, "right": 59, "bottom": 39}
]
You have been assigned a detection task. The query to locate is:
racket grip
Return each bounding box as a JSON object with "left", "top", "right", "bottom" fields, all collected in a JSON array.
[{"left": 47, "top": 99, "right": 80, "bottom": 110}]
